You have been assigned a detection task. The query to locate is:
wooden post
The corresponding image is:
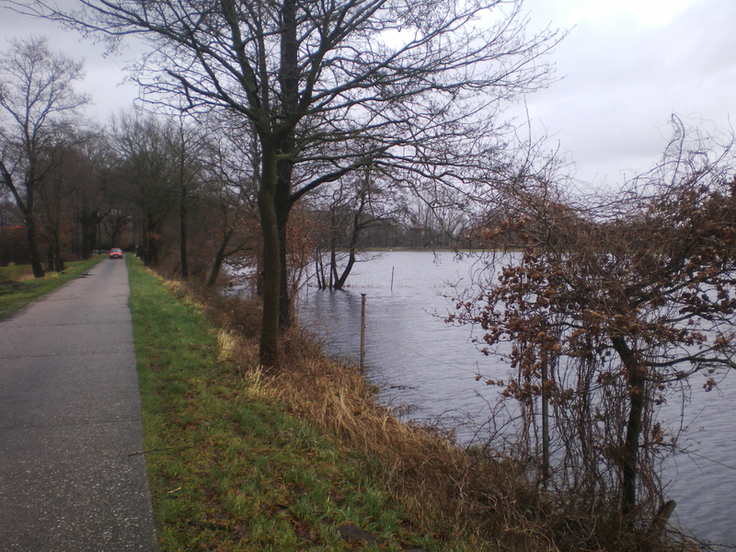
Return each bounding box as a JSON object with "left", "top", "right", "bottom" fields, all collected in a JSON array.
[
  {"left": 651, "top": 500, "right": 676, "bottom": 535},
  {"left": 541, "top": 357, "right": 550, "bottom": 481},
  {"left": 644, "top": 500, "right": 676, "bottom": 551},
  {"left": 360, "top": 294, "right": 366, "bottom": 369}
]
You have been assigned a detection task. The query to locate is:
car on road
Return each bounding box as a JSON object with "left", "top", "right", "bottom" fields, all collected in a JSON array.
[{"left": 109, "top": 248, "right": 123, "bottom": 259}]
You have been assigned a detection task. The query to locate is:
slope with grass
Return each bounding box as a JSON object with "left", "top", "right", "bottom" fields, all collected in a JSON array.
[
  {"left": 128, "top": 256, "right": 698, "bottom": 552},
  {"left": 127, "top": 258, "right": 439, "bottom": 551}
]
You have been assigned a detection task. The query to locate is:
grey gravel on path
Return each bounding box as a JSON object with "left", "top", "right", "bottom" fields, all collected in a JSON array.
[{"left": 0, "top": 258, "right": 157, "bottom": 551}]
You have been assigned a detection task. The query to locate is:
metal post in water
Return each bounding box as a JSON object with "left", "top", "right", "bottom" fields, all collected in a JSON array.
[
  {"left": 391, "top": 267, "right": 395, "bottom": 292},
  {"left": 360, "top": 293, "right": 366, "bottom": 369}
]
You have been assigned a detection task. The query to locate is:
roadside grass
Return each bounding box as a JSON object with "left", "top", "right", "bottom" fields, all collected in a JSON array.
[
  {"left": 0, "top": 263, "right": 34, "bottom": 280},
  {"left": 128, "top": 257, "right": 696, "bottom": 552},
  {"left": 0, "top": 258, "right": 105, "bottom": 320},
  {"left": 127, "top": 257, "right": 439, "bottom": 551}
]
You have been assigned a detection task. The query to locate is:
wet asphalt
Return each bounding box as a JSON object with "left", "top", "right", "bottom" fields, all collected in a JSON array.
[{"left": 0, "top": 258, "right": 157, "bottom": 551}]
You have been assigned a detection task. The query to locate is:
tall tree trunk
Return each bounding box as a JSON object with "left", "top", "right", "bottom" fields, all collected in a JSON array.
[
  {"left": 142, "top": 219, "right": 151, "bottom": 266},
  {"left": 80, "top": 213, "right": 95, "bottom": 259},
  {"left": 334, "top": 200, "right": 365, "bottom": 290},
  {"left": 143, "top": 215, "right": 159, "bottom": 266},
  {"left": 180, "top": 194, "right": 189, "bottom": 278},
  {"left": 151, "top": 221, "right": 162, "bottom": 266},
  {"left": 140, "top": 217, "right": 149, "bottom": 264},
  {"left": 53, "top": 228, "right": 64, "bottom": 272},
  {"left": 25, "top": 213, "right": 45, "bottom": 278},
  {"left": 258, "top": 145, "right": 281, "bottom": 367},
  {"left": 0, "top": 145, "right": 44, "bottom": 277},
  {"left": 207, "top": 226, "right": 234, "bottom": 287},
  {"left": 275, "top": 0, "right": 298, "bottom": 328},
  {"left": 611, "top": 336, "right": 646, "bottom": 519},
  {"left": 314, "top": 249, "right": 325, "bottom": 290},
  {"left": 207, "top": 249, "right": 225, "bottom": 288},
  {"left": 275, "top": 189, "right": 292, "bottom": 327}
]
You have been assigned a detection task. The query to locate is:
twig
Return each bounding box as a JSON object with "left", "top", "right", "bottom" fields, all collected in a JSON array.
[{"left": 127, "top": 446, "right": 180, "bottom": 456}]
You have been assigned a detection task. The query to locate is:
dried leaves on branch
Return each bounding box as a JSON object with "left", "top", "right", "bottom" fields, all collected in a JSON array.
[{"left": 451, "top": 123, "right": 736, "bottom": 525}]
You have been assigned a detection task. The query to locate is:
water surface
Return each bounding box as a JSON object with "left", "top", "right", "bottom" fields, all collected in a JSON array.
[{"left": 299, "top": 251, "right": 736, "bottom": 546}]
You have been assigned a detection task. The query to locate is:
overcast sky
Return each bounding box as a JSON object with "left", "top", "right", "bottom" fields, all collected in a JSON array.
[
  {"left": 0, "top": 0, "right": 733, "bottom": 188},
  {"left": 0, "top": 4, "right": 140, "bottom": 121},
  {"left": 518, "top": 0, "right": 736, "bottom": 187}
]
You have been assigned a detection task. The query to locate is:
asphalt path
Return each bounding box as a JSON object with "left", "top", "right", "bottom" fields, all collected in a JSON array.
[{"left": 0, "top": 258, "right": 157, "bottom": 551}]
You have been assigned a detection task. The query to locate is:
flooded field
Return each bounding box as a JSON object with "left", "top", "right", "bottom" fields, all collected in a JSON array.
[{"left": 298, "top": 251, "right": 736, "bottom": 546}]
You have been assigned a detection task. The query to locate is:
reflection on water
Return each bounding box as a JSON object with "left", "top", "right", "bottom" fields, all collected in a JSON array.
[{"left": 298, "top": 251, "right": 735, "bottom": 546}]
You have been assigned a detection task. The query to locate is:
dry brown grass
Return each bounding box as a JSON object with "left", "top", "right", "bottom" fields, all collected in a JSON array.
[
  {"left": 0, "top": 263, "right": 34, "bottom": 281},
  {"left": 173, "top": 280, "right": 699, "bottom": 552},
  {"left": 271, "top": 330, "right": 562, "bottom": 551}
]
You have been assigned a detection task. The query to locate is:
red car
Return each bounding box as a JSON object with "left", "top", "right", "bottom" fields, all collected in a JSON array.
[{"left": 109, "top": 248, "right": 123, "bottom": 259}]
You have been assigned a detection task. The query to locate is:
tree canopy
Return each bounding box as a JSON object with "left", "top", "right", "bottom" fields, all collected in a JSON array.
[
  {"left": 0, "top": 36, "right": 89, "bottom": 277},
  {"left": 22, "top": 0, "right": 561, "bottom": 365}
]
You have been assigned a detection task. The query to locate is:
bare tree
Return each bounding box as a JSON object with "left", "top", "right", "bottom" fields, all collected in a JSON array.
[
  {"left": 164, "top": 110, "right": 211, "bottom": 278},
  {"left": 36, "top": 140, "right": 77, "bottom": 271},
  {"left": 0, "top": 36, "right": 89, "bottom": 277},
  {"left": 111, "top": 110, "right": 178, "bottom": 267},
  {"left": 403, "top": 187, "right": 472, "bottom": 249},
  {"left": 26, "top": 0, "right": 561, "bottom": 365},
  {"left": 0, "top": 191, "right": 26, "bottom": 265},
  {"left": 34, "top": 129, "right": 112, "bottom": 269},
  {"left": 313, "top": 164, "right": 403, "bottom": 290},
  {"left": 199, "top": 115, "right": 260, "bottom": 287},
  {"left": 70, "top": 131, "right": 117, "bottom": 260}
]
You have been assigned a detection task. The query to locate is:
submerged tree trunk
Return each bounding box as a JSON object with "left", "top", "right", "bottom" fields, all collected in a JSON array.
[
  {"left": 334, "top": 250, "right": 356, "bottom": 290},
  {"left": 329, "top": 241, "right": 337, "bottom": 289},
  {"left": 314, "top": 248, "right": 325, "bottom": 290},
  {"left": 333, "top": 204, "right": 365, "bottom": 290},
  {"left": 332, "top": 182, "right": 374, "bottom": 290}
]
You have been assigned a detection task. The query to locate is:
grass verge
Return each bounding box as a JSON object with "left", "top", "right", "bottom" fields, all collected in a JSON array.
[
  {"left": 128, "top": 257, "right": 439, "bottom": 551},
  {"left": 128, "top": 256, "right": 696, "bottom": 552},
  {"left": 0, "top": 258, "right": 106, "bottom": 321}
]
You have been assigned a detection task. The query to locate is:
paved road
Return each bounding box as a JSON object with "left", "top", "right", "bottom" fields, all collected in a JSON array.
[{"left": 0, "top": 259, "right": 157, "bottom": 551}]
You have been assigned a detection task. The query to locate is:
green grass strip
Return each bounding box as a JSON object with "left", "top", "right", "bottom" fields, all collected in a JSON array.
[
  {"left": 0, "top": 258, "right": 106, "bottom": 321},
  {"left": 127, "top": 257, "right": 438, "bottom": 552}
]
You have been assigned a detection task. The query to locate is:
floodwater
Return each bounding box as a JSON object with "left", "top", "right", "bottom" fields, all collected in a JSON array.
[{"left": 298, "top": 251, "right": 736, "bottom": 547}]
